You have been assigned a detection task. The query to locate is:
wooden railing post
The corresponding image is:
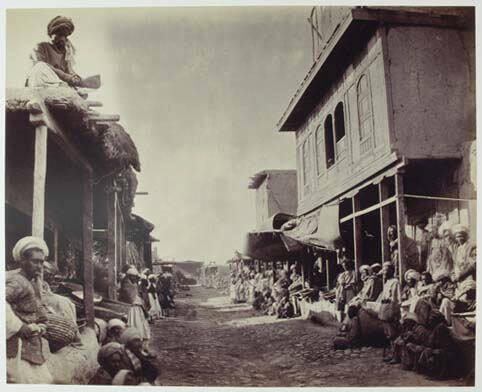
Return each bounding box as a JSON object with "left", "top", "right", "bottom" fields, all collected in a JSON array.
[
  {"left": 29, "top": 100, "right": 48, "bottom": 239},
  {"left": 379, "top": 180, "right": 391, "bottom": 263},
  {"left": 352, "top": 195, "right": 363, "bottom": 278},
  {"left": 395, "top": 173, "right": 406, "bottom": 284},
  {"left": 106, "top": 181, "right": 117, "bottom": 300},
  {"left": 83, "top": 172, "right": 95, "bottom": 328}
]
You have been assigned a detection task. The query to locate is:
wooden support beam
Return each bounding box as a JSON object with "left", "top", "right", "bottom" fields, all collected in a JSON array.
[
  {"left": 86, "top": 113, "right": 120, "bottom": 122},
  {"left": 82, "top": 173, "right": 95, "bottom": 328},
  {"left": 340, "top": 195, "right": 398, "bottom": 223},
  {"left": 326, "top": 256, "right": 334, "bottom": 290},
  {"left": 106, "top": 185, "right": 117, "bottom": 300},
  {"left": 53, "top": 229, "right": 59, "bottom": 266},
  {"left": 379, "top": 181, "right": 391, "bottom": 263},
  {"left": 32, "top": 124, "right": 48, "bottom": 238},
  {"left": 352, "top": 196, "right": 363, "bottom": 278},
  {"left": 395, "top": 173, "right": 406, "bottom": 283},
  {"left": 85, "top": 100, "right": 103, "bottom": 108}
]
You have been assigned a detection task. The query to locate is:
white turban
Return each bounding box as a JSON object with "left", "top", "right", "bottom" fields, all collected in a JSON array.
[
  {"left": 359, "top": 264, "right": 370, "bottom": 273},
  {"left": 438, "top": 221, "right": 452, "bottom": 237},
  {"left": 404, "top": 269, "right": 420, "bottom": 282},
  {"left": 12, "top": 236, "right": 49, "bottom": 262},
  {"left": 452, "top": 224, "right": 469, "bottom": 236},
  {"left": 107, "top": 318, "right": 126, "bottom": 330},
  {"left": 125, "top": 267, "right": 139, "bottom": 277}
]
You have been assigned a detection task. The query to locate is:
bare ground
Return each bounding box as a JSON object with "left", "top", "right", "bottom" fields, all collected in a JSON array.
[{"left": 148, "top": 286, "right": 468, "bottom": 387}]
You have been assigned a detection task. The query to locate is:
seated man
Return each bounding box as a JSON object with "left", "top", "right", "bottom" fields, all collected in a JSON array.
[
  {"left": 262, "top": 289, "right": 275, "bottom": 315},
  {"left": 276, "top": 289, "right": 294, "bottom": 319},
  {"left": 6, "top": 237, "right": 53, "bottom": 384},
  {"left": 391, "top": 312, "right": 430, "bottom": 367},
  {"left": 439, "top": 225, "right": 476, "bottom": 325},
  {"left": 27, "top": 16, "right": 82, "bottom": 88},
  {"left": 350, "top": 264, "right": 383, "bottom": 306},
  {"left": 103, "top": 319, "right": 126, "bottom": 345},
  {"left": 120, "top": 328, "right": 159, "bottom": 385},
  {"left": 401, "top": 269, "right": 420, "bottom": 302},
  {"left": 89, "top": 342, "right": 129, "bottom": 385}
]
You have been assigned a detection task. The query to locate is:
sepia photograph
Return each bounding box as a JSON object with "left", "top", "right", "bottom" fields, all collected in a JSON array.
[{"left": 2, "top": 2, "right": 478, "bottom": 389}]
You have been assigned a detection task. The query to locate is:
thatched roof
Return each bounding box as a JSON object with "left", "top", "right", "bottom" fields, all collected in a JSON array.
[
  {"left": 116, "top": 168, "right": 138, "bottom": 218},
  {"left": 99, "top": 123, "right": 141, "bottom": 172},
  {"left": 127, "top": 213, "right": 155, "bottom": 241},
  {"left": 6, "top": 87, "right": 89, "bottom": 114},
  {"left": 5, "top": 87, "right": 140, "bottom": 175}
]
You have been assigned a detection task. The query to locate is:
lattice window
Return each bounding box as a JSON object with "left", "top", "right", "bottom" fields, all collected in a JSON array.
[
  {"left": 334, "top": 102, "right": 347, "bottom": 160},
  {"left": 357, "top": 74, "right": 374, "bottom": 155},
  {"left": 315, "top": 125, "right": 325, "bottom": 176},
  {"left": 302, "top": 136, "right": 312, "bottom": 195},
  {"left": 324, "top": 115, "right": 335, "bottom": 169}
]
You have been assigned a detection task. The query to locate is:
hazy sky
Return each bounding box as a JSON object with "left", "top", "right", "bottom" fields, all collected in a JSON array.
[{"left": 6, "top": 7, "right": 313, "bottom": 263}]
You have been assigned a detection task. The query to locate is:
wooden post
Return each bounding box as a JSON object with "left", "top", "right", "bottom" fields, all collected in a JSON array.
[
  {"left": 82, "top": 172, "right": 95, "bottom": 328},
  {"left": 106, "top": 184, "right": 117, "bottom": 300},
  {"left": 395, "top": 173, "right": 406, "bottom": 284},
  {"left": 379, "top": 181, "right": 391, "bottom": 263},
  {"left": 53, "top": 228, "right": 59, "bottom": 266},
  {"left": 325, "top": 258, "right": 331, "bottom": 289},
  {"left": 352, "top": 196, "right": 363, "bottom": 278},
  {"left": 32, "top": 125, "right": 48, "bottom": 238}
]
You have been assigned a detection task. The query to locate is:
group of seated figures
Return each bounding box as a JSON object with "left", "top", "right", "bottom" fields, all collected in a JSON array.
[{"left": 333, "top": 223, "right": 476, "bottom": 380}]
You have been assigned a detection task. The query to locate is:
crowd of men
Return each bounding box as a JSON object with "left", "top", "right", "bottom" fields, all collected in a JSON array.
[
  {"left": 333, "top": 223, "right": 476, "bottom": 380},
  {"left": 229, "top": 263, "right": 321, "bottom": 319},
  {"left": 5, "top": 234, "right": 180, "bottom": 385}
]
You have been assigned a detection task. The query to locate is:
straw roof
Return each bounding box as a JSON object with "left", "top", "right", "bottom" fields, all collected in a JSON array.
[
  {"left": 99, "top": 123, "right": 141, "bottom": 172},
  {"left": 5, "top": 87, "right": 140, "bottom": 175}
]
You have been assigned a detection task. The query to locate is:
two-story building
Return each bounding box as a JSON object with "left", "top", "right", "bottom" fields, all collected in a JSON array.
[
  {"left": 277, "top": 6, "right": 475, "bottom": 282},
  {"left": 244, "top": 170, "right": 297, "bottom": 264}
]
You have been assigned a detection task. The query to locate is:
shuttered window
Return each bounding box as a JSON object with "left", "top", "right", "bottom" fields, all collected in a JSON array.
[{"left": 357, "top": 74, "right": 374, "bottom": 155}]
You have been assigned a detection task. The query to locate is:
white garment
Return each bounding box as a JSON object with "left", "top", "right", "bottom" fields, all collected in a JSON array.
[
  {"left": 127, "top": 305, "right": 151, "bottom": 340},
  {"left": 148, "top": 293, "right": 162, "bottom": 319},
  {"left": 26, "top": 62, "right": 67, "bottom": 88}
]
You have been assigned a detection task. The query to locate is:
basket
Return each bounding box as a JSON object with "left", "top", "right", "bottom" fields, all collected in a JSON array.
[{"left": 44, "top": 313, "right": 78, "bottom": 353}]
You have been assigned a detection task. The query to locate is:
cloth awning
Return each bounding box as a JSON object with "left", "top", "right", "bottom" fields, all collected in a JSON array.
[
  {"left": 259, "top": 212, "right": 296, "bottom": 231},
  {"left": 244, "top": 230, "right": 293, "bottom": 261},
  {"left": 281, "top": 204, "right": 340, "bottom": 251}
]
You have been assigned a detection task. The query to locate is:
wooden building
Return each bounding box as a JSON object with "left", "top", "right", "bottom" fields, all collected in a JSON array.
[
  {"left": 248, "top": 170, "right": 297, "bottom": 230},
  {"left": 276, "top": 7, "right": 475, "bottom": 282},
  {"left": 126, "top": 213, "right": 157, "bottom": 272},
  {"left": 5, "top": 87, "right": 141, "bottom": 325}
]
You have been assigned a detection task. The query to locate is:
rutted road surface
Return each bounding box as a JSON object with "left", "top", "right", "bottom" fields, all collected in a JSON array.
[{"left": 148, "top": 286, "right": 465, "bottom": 387}]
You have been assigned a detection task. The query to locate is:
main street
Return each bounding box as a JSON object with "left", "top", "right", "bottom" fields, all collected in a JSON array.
[{"left": 148, "top": 286, "right": 466, "bottom": 387}]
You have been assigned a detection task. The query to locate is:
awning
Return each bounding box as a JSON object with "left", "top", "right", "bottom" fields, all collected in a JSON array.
[
  {"left": 259, "top": 212, "right": 296, "bottom": 231},
  {"left": 244, "top": 230, "right": 293, "bottom": 261},
  {"left": 281, "top": 204, "right": 340, "bottom": 251}
]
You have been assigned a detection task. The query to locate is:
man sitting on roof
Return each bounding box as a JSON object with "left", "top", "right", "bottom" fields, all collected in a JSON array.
[{"left": 26, "top": 16, "right": 82, "bottom": 88}]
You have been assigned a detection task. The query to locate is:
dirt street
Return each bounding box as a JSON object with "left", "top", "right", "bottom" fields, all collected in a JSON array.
[{"left": 148, "top": 286, "right": 466, "bottom": 387}]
